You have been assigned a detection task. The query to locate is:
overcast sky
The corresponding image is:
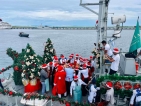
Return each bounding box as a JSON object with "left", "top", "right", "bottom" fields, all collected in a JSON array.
[{"left": 0, "top": 0, "right": 141, "bottom": 26}]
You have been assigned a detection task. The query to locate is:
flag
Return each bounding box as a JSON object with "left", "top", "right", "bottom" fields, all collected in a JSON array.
[{"left": 129, "top": 18, "right": 141, "bottom": 53}]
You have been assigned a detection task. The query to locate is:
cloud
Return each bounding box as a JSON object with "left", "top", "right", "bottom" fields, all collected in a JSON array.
[{"left": 0, "top": 0, "right": 141, "bottom": 26}]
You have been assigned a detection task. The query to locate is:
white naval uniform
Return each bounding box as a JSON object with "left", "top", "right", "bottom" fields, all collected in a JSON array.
[
  {"left": 130, "top": 89, "right": 141, "bottom": 105},
  {"left": 88, "top": 85, "right": 97, "bottom": 103}
]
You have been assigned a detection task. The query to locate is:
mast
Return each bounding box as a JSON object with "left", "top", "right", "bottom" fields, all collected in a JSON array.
[{"left": 80, "top": 0, "right": 110, "bottom": 76}]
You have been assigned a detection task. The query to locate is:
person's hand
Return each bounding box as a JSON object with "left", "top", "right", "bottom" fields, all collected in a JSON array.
[
  {"left": 70, "top": 94, "right": 72, "bottom": 97},
  {"left": 130, "top": 105, "right": 133, "bottom": 106}
]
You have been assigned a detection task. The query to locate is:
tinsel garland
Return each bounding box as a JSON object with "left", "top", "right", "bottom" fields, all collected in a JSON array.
[
  {"left": 0, "top": 89, "right": 89, "bottom": 106},
  {"left": 0, "top": 65, "right": 12, "bottom": 74}
]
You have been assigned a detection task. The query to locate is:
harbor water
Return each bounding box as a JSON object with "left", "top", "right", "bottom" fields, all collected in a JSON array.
[{"left": 0, "top": 29, "right": 134, "bottom": 77}]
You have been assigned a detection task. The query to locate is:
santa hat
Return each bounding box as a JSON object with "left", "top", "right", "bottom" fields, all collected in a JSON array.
[
  {"left": 54, "top": 63, "right": 59, "bottom": 68},
  {"left": 74, "top": 75, "right": 78, "bottom": 80},
  {"left": 69, "top": 55, "right": 72, "bottom": 59},
  {"left": 71, "top": 54, "right": 74, "bottom": 57},
  {"left": 41, "top": 64, "right": 47, "bottom": 68},
  {"left": 106, "top": 81, "right": 113, "bottom": 88},
  {"left": 69, "top": 63, "right": 73, "bottom": 67},
  {"left": 75, "top": 54, "right": 79, "bottom": 57},
  {"left": 57, "top": 65, "right": 64, "bottom": 72},
  {"left": 90, "top": 56, "right": 93, "bottom": 59},
  {"left": 83, "top": 64, "right": 87, "bottom": 69},
  {"left": 87, "top": 62, "right": 91, "bottom": 67},
  {"left": 54, "top": 56, "right": 58, "bottom": 61},
  {"left": 61, "top": 55, "right": 64, "bottom": 58},
  {"left": 49, "top": 62, "right": 53, "bottom": 66},
  {"left": 113, "top": 48, "right": 119, "bottom": 53}
]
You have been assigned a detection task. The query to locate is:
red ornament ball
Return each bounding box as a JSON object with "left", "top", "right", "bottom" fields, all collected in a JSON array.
[
  {"left": 124, "top": 82, "right": 132, "bottom": 90},
  {"left": 66, "top": 102, "right": 71, "bottom": 106},
  {"left": 9, "top": 91, "right": 13, "bottom": 96},
  {"left": 133, "top": 83, "right": 140, "bottom": 89},
  {"left": 2, "top": 68, "right": 5, "bottom": 71},
  {"left": 14, "top": 66, "right": 19, "bottom": 71},
  {"left": 114, "top": 81, "right": 122, "bottom": 89}
]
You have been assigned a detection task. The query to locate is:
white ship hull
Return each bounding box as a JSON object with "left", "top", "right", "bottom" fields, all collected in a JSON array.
[{"left": 0, "top": 21, "right": 12, "bottom": 29}]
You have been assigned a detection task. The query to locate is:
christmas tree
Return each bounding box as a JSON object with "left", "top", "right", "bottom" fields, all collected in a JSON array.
[
  {"left": 6, "top": 48, "right": 25, "bottom": 85},
  {"left": 43, "top": 38, "right": 56, "bottom": 63},
  {"left": 21, "top": 44, "right": 43, "bottom": 80}
]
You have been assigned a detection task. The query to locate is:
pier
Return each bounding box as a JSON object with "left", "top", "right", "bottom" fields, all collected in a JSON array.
[{"left": 11, "top": 26, "right": 141, "bottom": 30}]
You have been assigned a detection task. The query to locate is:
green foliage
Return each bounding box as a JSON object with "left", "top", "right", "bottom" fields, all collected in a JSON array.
[
  {"left": 22, "top": 43, "right": 43, "bottom": 79},
  {"left": 43, "top": 38, "right": 56, "bottom": 63}
]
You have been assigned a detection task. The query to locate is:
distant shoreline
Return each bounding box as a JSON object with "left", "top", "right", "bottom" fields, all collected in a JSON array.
[{"left": 11, "top": 26, "right": 140, "bottom": 30}]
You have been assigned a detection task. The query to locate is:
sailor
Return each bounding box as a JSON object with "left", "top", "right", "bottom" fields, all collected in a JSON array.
[
  {"left": 78, "top": 64, "right": 89, "bottom": 96},
  {"left": 130, "top": 84, "right": 141, "bottom": 106},
  {"left": 102, "top": 81, "right": 115, "bottom": 106},
  {"left": 70, "top": 75, "right": 87, "bottom": 103},
  {"left": 88, "top": 78, "right": 100, "bottom": 105},
  {"left": 59, "top": 54, "right": 67, "bottom": 65},
  {"left": 101, "top": 40, "right": 113, "bottom": 63},
  {"left": 54, "top": 65, "right": 67, "bottom": 98},
  {"left": 105, "top": 48, "right": 120, "bottom": 75},
  {"left": 65, "top": 63, "right": 75, "bottom": 96}
]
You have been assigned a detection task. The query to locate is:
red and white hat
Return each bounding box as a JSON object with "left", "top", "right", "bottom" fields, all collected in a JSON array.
[
  {"left": 54, "top": 56, "right": 58, "bottom": 61},
  {"left": 106, "top": 81, "right": 113, "bottom": 88},
  {"left": 90, "top": 56, "right": 93, "bottom": 59},
  {"left": 71, "top": 54, "right": 74, "bottom": 57},
  {"left": 61, "top": 55, "right": 65, "bottom": 58},
  {"left": 49, "top": 62, "right": 53, "bottom": 66},
  {"left": 41, "top": 64, "right": 47, "bottom": 68},
  {"left": 69, "top": 55, "right": 72, "bottom": 59},
  {"left": 75, "top": 54, "right": 79, "bottom": 57},
  {"left": 83, "top": 64, "right": 87, "bottom": 69},
  {"left": 54, "top": 63, "right": 59, "bottom": 68},
  {"left": 113, "top": 48, "right": 119, "bottom": 53},
  {"left": 74, "top": 75, "right": 78, "bottom": 80}
]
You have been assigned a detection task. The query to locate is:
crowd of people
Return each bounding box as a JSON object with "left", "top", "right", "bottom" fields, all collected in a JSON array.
[
  {"left": 39, "top": 40, "right": 122, "bottom": 106},
  {"left": 3, "top": 40, "right": 140, "bottom": 106}
]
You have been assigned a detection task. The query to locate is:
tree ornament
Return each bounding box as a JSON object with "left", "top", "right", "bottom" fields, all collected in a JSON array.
[
  {"left": 2, "top": 68, "right": 5, "bottom": 71},
  {"left": 9, "top": 91, "right": 13, "bottom": 96},
  {"left": 124, "top": 82, "right": 132, "bottom": 90},
  {"left": 26, "top": 49, "right": 30, "bottom": 53},
  {"left": 114, "top": 81, "right": 122, "bottom": 89},
  {"left": 133, "top": 83, "right": 140, "bottom": 89},
  {"left": 14, "top": 66, "right": 19, "bottom": 71}
]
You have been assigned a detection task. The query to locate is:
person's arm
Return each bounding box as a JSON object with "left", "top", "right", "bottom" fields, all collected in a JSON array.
[
  {"left": 80, "top": 79, "right": 87, "bottom": 85},
  {"left": 106, "top": 55, "right": 115, "bottom": 62},
  {"left": 70, "top": 82, "right": 73, "bottom": 96}
]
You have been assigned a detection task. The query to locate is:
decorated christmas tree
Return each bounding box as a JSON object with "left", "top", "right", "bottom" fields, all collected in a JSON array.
[
  {"left": 43, "top": 38, "right": 56, "bottom": 63},
  {"left": 6, "top": 48, "right": 25, "bottom": 85},
  {"left": 21, "top": 44, "right": 43, "bottom": 81}
]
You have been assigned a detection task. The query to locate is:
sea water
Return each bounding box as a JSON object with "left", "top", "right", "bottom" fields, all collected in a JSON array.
[{"left": 0, "top": 29, "right": 134, "bottom": 77}]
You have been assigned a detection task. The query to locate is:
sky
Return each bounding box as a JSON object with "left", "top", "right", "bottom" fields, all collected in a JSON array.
[{"left": 0, "top": 0, "right": 141, "bottom": 26}]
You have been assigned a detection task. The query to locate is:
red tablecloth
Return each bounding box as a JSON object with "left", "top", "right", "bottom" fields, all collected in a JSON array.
[{"left": 24, "top": 79, "right": 41, "bottom": 93}]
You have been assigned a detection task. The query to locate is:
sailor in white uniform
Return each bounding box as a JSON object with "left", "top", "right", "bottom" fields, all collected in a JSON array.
[{"left": 130, "top": 84, "right": 141, "bottom": 106}]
